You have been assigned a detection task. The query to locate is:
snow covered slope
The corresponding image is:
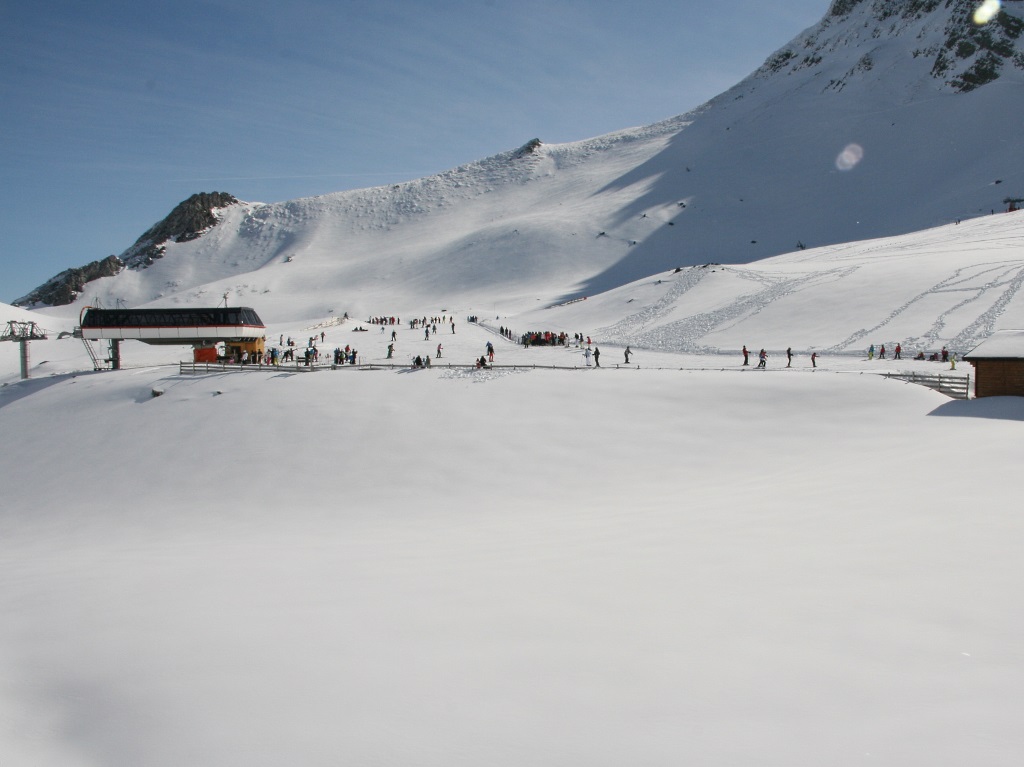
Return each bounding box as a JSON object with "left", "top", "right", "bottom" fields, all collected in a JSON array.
[
  {"left": 3, "top": 332, "right": 1023, "bottom": 767},
  {"left": 529, "top": 209, "right": 1024, "bottom": 354},
  {"left": 7, "top": 208, "right": 1024, "bottom": 383},
  {"left": 5, "top": 7, "right": 1024, "bottom": 764},
  {"left": 17, "top": 0, "right": 1024, "bottom": 317}
]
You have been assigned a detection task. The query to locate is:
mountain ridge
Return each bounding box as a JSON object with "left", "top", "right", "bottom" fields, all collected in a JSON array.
[{"left": 14, "top": 0, "right": 1024, "bottom": 315}]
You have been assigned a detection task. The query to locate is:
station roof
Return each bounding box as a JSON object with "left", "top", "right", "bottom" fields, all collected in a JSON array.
[{"left": 964, "top": 330, "right": 1024, "bottom": 360}]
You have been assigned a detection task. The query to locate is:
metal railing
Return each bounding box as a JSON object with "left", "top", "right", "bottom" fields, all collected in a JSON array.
[
  {"left": 883, "top": 371, "right": 971, "bottom": 399},
  {"left": 177, "top": 360, "right": 972, "bottom": 399},
  {"left": 179, "top": 360, "right": 612, "bottom": 375}
]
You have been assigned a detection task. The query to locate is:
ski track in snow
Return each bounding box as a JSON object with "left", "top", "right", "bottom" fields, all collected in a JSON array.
[
  {"left": 598, "top": 264, "right": 859, "bottom": 354},
  {"left": 829, "top": 262, "right": 1024, "bottom": 353}
]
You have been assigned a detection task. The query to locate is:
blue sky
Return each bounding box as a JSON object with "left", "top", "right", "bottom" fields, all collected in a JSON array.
[{"left": 1, "top": 0, "right": 827, "bottom": 302}]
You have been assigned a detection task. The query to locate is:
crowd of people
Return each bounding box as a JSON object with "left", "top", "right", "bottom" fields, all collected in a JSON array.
[
  {"left": 518, "top": 330, "right": 597, "bottom": 347},
  {"left": 254, "top": 311, "right": 970, "bottom": 374},
  {"left": 520, "top": 330, "right": 570, "bottom": 347}
]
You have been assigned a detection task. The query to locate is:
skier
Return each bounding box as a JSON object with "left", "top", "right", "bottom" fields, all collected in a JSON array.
[
  {"left": 742, "top": 345, "right": 749, "bottom": 366},
  {"left": 879, "top": 344, "right": 886, "bottom": 359},
  {"left": 624, "top": 346, "right": 632, "bottom": 364},
  {"left": 436, "top": 343, "right": 443, "bottom": 358},
  {"left": 387, "top": 343, "right": 394, "bottom": 359},
  {"left": 894, "top": 343, "right": 902, "bottom": 360},
  {"left": 593, "top": 346, "right": 601, "bottom": 367},
  {"left": 868, "top": 344, "right": 875, "bottom": 360},
  {"left": 811, "top": 352, "right": 817, "bottom": 368},
  {"left": 757, "top": 349, "right": 767, "bottom": 368},
  {"left": 584, "top": 347, "right": 592, "bottom": 367},
  {"left": 786, "top": 347, "right": 792, "bottom": 367}
]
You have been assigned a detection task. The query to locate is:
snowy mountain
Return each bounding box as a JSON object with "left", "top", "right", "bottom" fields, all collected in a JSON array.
[
  {"left": 14, "top": 0, "right": 1024, "bottom": 322},
  {"left": 6, "top": 6, "right": 1024, "bottom": 763}
]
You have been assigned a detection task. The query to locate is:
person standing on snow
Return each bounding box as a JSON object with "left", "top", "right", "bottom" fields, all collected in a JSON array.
[
  {"left": 757, "top": 349, "right": 767, "bottom": 368},
  {"left": 894, "top": 343, "right": 902, "bottom": 360},
  {"left": 436, "top": 343, "right": 443, "bottom": 358},
  {"left": 624, "top": 346, "right": 632, "bottom": 364},
  {"left": 583, "top": 347, "right": 592, "bottom": 367},
  {"left": 742, "top": 345, "right": 749, "bottom": 366},
  {"left": 593, "top": 346, "right": 601, "bottom": 367},
  {"left": 786, "top": 347, "right": 792, "bottom": 367}
]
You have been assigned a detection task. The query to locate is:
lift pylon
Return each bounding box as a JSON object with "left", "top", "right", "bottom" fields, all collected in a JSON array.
[{"left": 1, "top": 321, "right": 49, "bottom": 380}]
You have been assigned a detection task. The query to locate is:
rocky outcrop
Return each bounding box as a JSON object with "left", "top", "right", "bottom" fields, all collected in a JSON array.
[
  {"left": 762, "top": 0, "right": 1023, "bottom": 93},
  {"left": 513, "top": 138, "right": 543, "bottom": 159},
  {"left": 121, "top": 191, "right": 239, "bottom": 269},
  {"left": 14, "top": 255, "right": 124, "bottom": 307},
  {"left": 14, "top": 192, "right": 239, "bottom": 307}
]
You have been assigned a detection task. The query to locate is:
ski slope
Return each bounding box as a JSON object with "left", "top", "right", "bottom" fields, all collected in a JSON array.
[{"left": 3, "top": 214, "right": 1024, "bottom": 765}]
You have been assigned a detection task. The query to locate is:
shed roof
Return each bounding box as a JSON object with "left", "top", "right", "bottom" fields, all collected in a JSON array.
[{"left": 964, "top": 330, "right": 1024, "bottom": 360}]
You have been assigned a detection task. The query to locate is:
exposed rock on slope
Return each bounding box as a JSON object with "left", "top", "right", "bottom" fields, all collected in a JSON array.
[
  {"left": 14, "top": 255, "right": 124, "bottom": 307},
  {"left": 14, "top": 192, "right": 239, "bottom": 307},
  {"left": 762, "top": 0, "right": 1024, "bottom": 92},
  {"left": 120, "top": 192, "right": 239, "bottom": 269}
]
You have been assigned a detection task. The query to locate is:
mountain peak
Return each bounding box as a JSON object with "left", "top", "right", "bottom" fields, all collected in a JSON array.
[
  {"left": 757, "top": 0, "right": 1023, "bottom": 93},
  {"left": 121, "top": 192, "right": 240, "bottom": 270},
  {"left": 14, "top": 192, "right": 239, "bottom": 308}
]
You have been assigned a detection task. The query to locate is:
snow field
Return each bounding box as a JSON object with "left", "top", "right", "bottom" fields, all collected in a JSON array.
[{"left": 2, "top": 342, "right": 1023, "bottom": 765}]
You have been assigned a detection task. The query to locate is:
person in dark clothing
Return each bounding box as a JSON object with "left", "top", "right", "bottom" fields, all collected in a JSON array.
[
  {"left": 593, "top": 346, "right": 601, "bottom": 367},
  {"left": 742, "top": 345, "right": 749, "bottom": 366}
]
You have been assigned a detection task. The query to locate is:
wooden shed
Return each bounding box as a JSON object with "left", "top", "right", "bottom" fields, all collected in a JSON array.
[{"left": 963, "top": 330, "right": 1024, "bottom": 397}]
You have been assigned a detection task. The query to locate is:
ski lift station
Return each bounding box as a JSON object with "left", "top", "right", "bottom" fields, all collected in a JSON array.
[{"left": 77, "top": 306, "right": 267, "bottom": 368}]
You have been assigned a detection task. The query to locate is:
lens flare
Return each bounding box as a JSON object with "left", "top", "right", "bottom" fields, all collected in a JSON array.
[
  {"left": 835, "top": 143, "right": 864, "bottom": 171},
  {"left": 974, "top": 0, "right": 1001, "bottom": 25}
]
